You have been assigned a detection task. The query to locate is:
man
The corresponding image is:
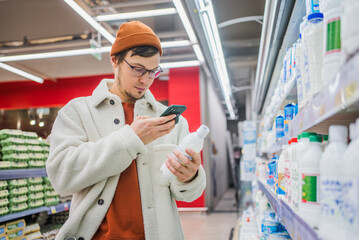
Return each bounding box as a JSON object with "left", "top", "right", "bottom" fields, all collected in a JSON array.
[{"left": 47, "top": 21, "right": 206, "bottom": 240}]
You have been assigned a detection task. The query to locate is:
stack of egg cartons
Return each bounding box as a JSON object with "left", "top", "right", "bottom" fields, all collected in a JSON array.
[
  {"left": 43, "top": 177, "right": 60, "bottom": 206},
  {"left": 0, "top": 129, "right": 29, "bottom": 169},
  {"left": 27, "top": 177, "right": 44, "bottom": 209},
  {"left": 24, "top": 131, "right": 47, "bottom": 169},
  {"left": 0, "top": 180, "right": 9, "bottom": 216},
  {"left": 7, "top": 178, "right": 29, "bottom": 213}
]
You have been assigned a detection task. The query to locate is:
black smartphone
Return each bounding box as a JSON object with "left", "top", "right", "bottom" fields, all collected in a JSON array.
[{"left": 160, "top": 105, "right": 187, "bottom": 124}]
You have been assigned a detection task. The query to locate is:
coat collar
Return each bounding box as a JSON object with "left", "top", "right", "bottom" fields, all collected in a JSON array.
[{"left": 90, "top": 79, "right": 159, "bottom": 112}]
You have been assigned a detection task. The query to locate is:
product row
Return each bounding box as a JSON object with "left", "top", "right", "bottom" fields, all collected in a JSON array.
[
  {"left": 0, "top": 177, "right": 60, "bottom": 217},
  {"left": 256, "top": 118, "right": 359, "bottom": 240},
  {"left": 261, "top": 0, "right": 359, "bottom": 134}
]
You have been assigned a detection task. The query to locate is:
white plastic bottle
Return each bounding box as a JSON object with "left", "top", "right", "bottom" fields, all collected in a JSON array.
[
  {"left": 319, "top": 125, "right": 348, "bottom": 239},
  {"left": 342, "top": 0, "right": 359, "bottom": 60},
  {"left": 286, "top": 138, "right": 298, "bottom": 206},
  {"left": 277, "top": 145, "right": 288, "bottom": 199},
  {"left": 160, "top": 125, "right": 210, "bottom": 181},
  {"left": 321, "top": 0, "right": 344, "bottom": 84},
  {"left": 294, "top": 132, "right": 316, "bottom": 212},
  {"left": 341, "top": 119, "right": 359, "bottom": 239},
  {"left": 303, "top": 13, "right": 325, "bottom": 96},
  {"left": 300, "top": 135, "right": 323, "bottom": 228}
]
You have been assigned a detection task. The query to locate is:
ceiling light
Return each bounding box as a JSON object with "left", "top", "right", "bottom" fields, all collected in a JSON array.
[
  {"left": 160, "top": 60, "right": 200, "bottom": 69},
  {"left": 0, "top": 62, "right": 44, "bottom": 83},
  {"left": 172, "top": 0, "right": 205, "bottom": 64},
  {"left": 30, "top": 120, "right": 36, "bottom": 125},
  {"left": 0, "top": 40, "right": 192, "bottom": 62},
  {"left": 195, "top": 0, "right": 236, "bottom": 119},
  {"left": 64, "top": 0, "right": 115, "bottom": 43},
  {"left": 96, "top": 8, "right": 177, "bottom": 21},
  {"left": 39, "top": 122, "right": 45, "bottom": 127}
]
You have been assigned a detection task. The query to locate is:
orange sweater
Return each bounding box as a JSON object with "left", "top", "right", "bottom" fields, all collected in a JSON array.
[{"left": 93, "top": 102, "right": 145, "bottom": 240}]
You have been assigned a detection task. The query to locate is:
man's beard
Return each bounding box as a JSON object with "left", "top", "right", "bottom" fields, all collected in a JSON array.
[{"left": 124, "top": 90, "right": 144, "bottom": 102}]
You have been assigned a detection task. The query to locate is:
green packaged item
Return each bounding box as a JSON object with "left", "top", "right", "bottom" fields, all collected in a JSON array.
[
  {"left": 0, "top": 190, "right": 9, "bottom": 199},
  {"left": 28, "top": 153, "right": 46, "bottom": 161},
  {"left": 1, "top": 145, "right": 27, "bottom": 155},
  {"left": 10, "top": 195, "right": 28, "bottom": 204},
  {"left": 7, "top": 179, "right": 27, "bottom": 189},
  {"left": 10, "top": 161, "right": 28, "bottom": 169},
  {"left": 21, "top": 131, "right": 38, "bottom": 139},
  {"left": 9, "top": 202, "right": 27, "bottom": 213},
  {"left": 44, "top": 190, "right": 59, "bottom": 198},
  {"left": 9, "top": 187, "right": 28, "bottom": 197},
  {"left": 44, "top": 196, "right": 59, "bottom": 206},
  {"left": 28, "top": 199, "right": 44, "bottom": 209},
  {"left": 2, "top": 153, "right": 29, "bottom": 162},
  {"left": 0, "top": 206, "right": 9, "bottom": 216},
  {"left": 39, "top": 140, "right": 50, "bottom": 147},
  {"left": 28, "top": 192, "right": 44, "bottom": 200},
  {"left": 0, "top": 138, "right": 25, "bottom": 147},
  {"left": 0, "top": 198, "right": 9, "bottom": 207},
  {"left": 28, "top": 184, "right": 43, "bottom": 193},
  {"left": 7, "top": 228, "right": 24, "bottom": 239},
  {"left": 44, "top": 185, "right": 54, "bottom": 191},
  {"left": 28, "top": 160, "right": 45, "bottom": 168},
  {"left": 43, "top": 177, "right": 51, "bottom": 185},
  {"left": 24, "top": 139, "right": 40, "bottom": 146},
  {"left": 27, "top": 145, "right": 43, "bottom": 153},
  {"left": 0, "top": 129, "right": 22, "bottom": 140},
  {"left": 0, "top": 161, "right": 11, "bottom": 170},
  {"left": 0, "top": 181, "right": 7, "bottom": 190},
  {"left": 27, "top": 177, "right": 43, "bottom": 185}
]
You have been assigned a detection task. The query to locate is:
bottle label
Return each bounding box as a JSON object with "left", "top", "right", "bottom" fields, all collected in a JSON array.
[
  {"left": 326, "top": 17, "right": 341, "bottom": 55},
  {"left": 302, "top": 173, "right": 319, "bottom": 204},
  {"left": 278, "top": 172, "right": 285, "bottom": 195},
  {"left": 341, "top": 178, "right": 358, "bottom": 226},
  {"left": 320, "top": 177, "right": 342, "bottom": 218}
]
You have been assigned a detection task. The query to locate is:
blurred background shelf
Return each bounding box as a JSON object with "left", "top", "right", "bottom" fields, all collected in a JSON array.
[{"left": 0, "top": 168, "right": 47, "bottom": 180}]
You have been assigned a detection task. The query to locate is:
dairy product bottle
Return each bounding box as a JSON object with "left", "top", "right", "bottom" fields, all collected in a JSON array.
[
  {"left": 321, "top": 0, "right": 344, "bottom": 84},
  {"left": 285, "top": 138, "right": 298, "bottom": 206},
  {"left": 276, "top": 111, "right": 285, "bottom": 139},
  {"left": 319, "top": 125, "right": 348, "bottom": 239},
  {"left": 342, "top": 0, "right": 359, "bottom": 60},
  {"left": 294, "top": 132, "right": 317, "bottom": 212},
  {"left": 160, "top": 125, "right": 210, "bottom": 180},
  {"left": 304, "top": 13, "right": 325, "bottom": 96},
  {"left": 321, "top": 135, "right": 329, "bottom": 150},
  {"left": 300, "top": 135, "right": 323, "bottom": 228},
  {"left": 341, "top": 118, "right": 359, "bottom": 239},
  {"left": 278, "top": 145, "right": 288, "bottom": 199}
]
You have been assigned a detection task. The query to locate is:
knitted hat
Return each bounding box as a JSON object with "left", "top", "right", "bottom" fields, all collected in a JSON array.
[{"left": 110, "top": 21, "right": 163, "bottom": 56}]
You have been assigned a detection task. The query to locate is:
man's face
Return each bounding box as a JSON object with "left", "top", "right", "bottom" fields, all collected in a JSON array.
[{"left": 111, "top": 51, "right": 161, "bottom": 103}]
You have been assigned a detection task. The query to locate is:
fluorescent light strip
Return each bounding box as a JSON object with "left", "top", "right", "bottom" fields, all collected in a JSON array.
[
  {"left": 96, "top": 8, "right": 177, "bottom": 21},
  {"left": 0, "top": 62, "right": 44, "bottom": 83},
  {"left": 172, "top": 0, "right": 205, "bottom": 64},
  {"left": 197, "top": 0, "right": 235, "bottom": 119},
  {"left": 64, "top": 0, "right": 115, "bottom": 43},
  {"left": 160, "top": 60, "right": 200, "bottom": 69},
  {"left": 0, "top": 40, "right": 192, "bottom": 62}
]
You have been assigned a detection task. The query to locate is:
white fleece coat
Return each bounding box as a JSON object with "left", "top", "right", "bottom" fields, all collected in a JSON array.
[{"left": 46, "top": 79, "right": 206, "bottom": 240}]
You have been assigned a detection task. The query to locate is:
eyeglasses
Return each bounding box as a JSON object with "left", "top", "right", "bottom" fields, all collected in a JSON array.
[{"left": 123, "top": 59, "right": 163, "bottom": 79}]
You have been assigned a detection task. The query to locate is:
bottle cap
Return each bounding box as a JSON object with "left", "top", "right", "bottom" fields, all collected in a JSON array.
[
  {"left": 308, "top": 12, "right": 324, "bottom": 23},
  {"left": 288, "top": 137, "right": 298, "bottom": 145},
  {"left": 197, "top": 125, "right": 210, "bottom": 138},
  {"left": 301, "top": 132, "right": 316, "bottom": 138},
  {"left": 329, "top": 125, "right": 348, "bottom": 142},
  {"left": 322, "top": 135, "right": 328, "bottom": 141},
  {"left": 310, "top": 135, "right": 322, "bottom": 143}
]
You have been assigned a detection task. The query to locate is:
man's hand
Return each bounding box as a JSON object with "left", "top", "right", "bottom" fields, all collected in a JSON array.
[
  {"left": 165, "top": 148, "right": 201, "bottom": 183},
  {"left": 131, "top": 114, "right": 176, "bottom": 145}
]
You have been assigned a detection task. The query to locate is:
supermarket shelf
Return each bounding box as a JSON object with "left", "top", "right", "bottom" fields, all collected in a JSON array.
[
  {"left": 0, "top": 168, "right": 47, "bottom": 180},
  {"left": 0, "top": 202, "right": 71, "bottom": 223},
  {"left": 288, "top": 53, "right": 359, "bottom": 139},
  {"left": 257, "top": 181, "right": 321, "bottom": 240}
]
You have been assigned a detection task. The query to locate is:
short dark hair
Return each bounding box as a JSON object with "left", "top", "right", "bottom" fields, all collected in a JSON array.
[{"left": 114, "top": 46, "right": 159, "bottom": 63}]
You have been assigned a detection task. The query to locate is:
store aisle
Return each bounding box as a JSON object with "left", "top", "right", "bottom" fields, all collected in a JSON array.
[{"left": 179, "top": 188, "right": 239, "bottom": 240}]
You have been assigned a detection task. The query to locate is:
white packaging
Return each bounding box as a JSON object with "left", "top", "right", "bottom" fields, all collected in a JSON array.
[
  {"left": 319, "top": 125, "right": 348, "bottom": 239},
  {"left": 277, "top": 145, "right": 288, "bottom": 199},
  {"left": 342, "top": 0, "right": 359, "bottom": 59},
  {"left": 300, "top": 135, "right": 322, "bottom": 228},
  {"left": 341, "top": 118, "right": 359, "bottom": 239},
  {"left": 160, "top": 125, "right": 210, "bottom": 181}
]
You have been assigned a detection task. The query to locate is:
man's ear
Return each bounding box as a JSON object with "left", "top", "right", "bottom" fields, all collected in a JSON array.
[{"left": 110, "top": 56, "right": 118, "bottom": 68}]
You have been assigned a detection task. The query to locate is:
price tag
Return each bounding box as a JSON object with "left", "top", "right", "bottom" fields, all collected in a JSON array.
[{"left": 50, "top": 206, "right": 56, "bottom": 214}]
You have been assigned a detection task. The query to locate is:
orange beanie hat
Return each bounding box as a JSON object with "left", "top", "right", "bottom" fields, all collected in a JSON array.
[{"left": 110, "top": 21, "right": 163, "bottom": 56}]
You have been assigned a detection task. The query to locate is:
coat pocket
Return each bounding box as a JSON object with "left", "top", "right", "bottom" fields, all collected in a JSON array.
[{"left": 152, "top": 144, "right": 177, "bottom": 187}]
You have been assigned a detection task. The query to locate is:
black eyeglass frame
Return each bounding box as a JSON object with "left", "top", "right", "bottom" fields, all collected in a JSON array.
[{"left": 123, "top": 58, "right": 163, "bottom": 79}]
